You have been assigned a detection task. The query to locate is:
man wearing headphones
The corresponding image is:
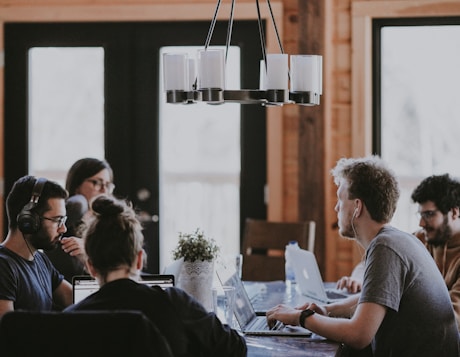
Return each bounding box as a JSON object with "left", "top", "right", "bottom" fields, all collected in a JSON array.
[{"left": 0, "top": 175, "right": 73, "bottom": 318}]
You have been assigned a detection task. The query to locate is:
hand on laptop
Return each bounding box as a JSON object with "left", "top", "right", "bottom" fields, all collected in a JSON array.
[
  {"left": 336, "top": 276, "right": 362, "bottom": 294},
  {"left": 266, "top": 302, "right": 327, "bottom": 329},
  {"left": 336, "top": 261, "right": 364, "bottom": 293},
  {"left": 266, "top": 304, "right": 302, "bottom": 329},
  {"left": 296, "top": 302, "right": 328, "bottom": 316}
]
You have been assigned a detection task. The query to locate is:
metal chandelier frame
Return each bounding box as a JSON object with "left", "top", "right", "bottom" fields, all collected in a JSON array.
[{"left": 163, "top": 0, "right": 322, "bottom": 106}]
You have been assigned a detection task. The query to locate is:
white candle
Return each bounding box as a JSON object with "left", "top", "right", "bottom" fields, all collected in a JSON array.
[
  {"left": 259, "top": 59, "right": 267, "bottom": 90},
  {"left": 187, "top": 58, "right": 196, "bottom": 91},
  {"left": 197, "top": 48, "right": 225, "bottom": 90},
  {"left": 266, "top": 53, "right": 288, "bottom": 90},
  {"left": 290, "top": 55, "right": 322, "bottom": 93},
  {"left": 163, "top": 53, "right": 188, "bottom": 91}
]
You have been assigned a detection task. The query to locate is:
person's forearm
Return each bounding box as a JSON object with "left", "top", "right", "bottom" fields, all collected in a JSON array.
[
  {"left": 449, "top": 284, "right": 460, "bottom": 328},
  {"left": 300, "top": 301, "right": 385, "bottom": 350},
  {"left": 0, "top": 300, "right": 14, "bottom": 319},
  {"left": 302, "top": 313, "right": 372, "bottom": 350},
  {"left": 325, "top": 295, "right": 359, "bottom": 318}
]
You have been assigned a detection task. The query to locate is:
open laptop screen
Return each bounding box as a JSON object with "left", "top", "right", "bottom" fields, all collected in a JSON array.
[{"left": 215, "top": 262, "right": 256, "bottom": 328}]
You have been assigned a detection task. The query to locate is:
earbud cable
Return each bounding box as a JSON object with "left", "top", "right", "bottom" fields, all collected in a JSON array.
[{"left": 22, "top": 233, "right": 54, "bottom": 303}]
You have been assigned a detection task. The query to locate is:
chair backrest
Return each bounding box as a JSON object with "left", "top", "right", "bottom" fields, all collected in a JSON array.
[
  {"left": 0, "top": 310, "right": 173, "bottom": 357},
  {"left": 241, "top": 218, "right": 316, "bottom": 281}
]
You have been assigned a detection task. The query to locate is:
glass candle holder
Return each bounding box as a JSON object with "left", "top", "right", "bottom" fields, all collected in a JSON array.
[
  {"left": 197, "top": 48, "right": 225, "bottom": 90},
  {"left": 163, "top": 53, "right": 188, "bottom": 91},
  {"left": 266, "top": 53, "right": 288, "bottom": 90},
  {"left": 290, "top": 55, "right": 322, "bottom": 93}
]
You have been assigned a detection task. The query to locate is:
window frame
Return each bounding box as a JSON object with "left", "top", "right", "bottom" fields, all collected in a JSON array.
[
  {"left": 351, "top": 0, "right": 460, "bottom": 157},
  {"left": 372, "top": 16, "right": 460, "bottom": 155}
]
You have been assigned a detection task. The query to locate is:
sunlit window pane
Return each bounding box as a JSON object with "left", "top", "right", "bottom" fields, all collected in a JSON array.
[
  {"left": 159, "top": 46, "right": 241, "bottom": 269},
  {"left": 381, "top": 26, "right": 460, "bottom": 232},
  {"left": 28, "top": 47, "right": 105, "bottom": 186}
]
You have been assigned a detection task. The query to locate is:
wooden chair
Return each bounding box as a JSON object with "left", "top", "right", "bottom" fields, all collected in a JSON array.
[
  {"left": 0, "top": 310, "right": 173, "bottom": 357},
  {"left": 241, "top": 218, "right": 316, "bottom": 281}
]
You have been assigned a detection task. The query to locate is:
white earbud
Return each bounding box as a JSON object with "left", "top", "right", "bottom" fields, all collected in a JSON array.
[{"left": 351, "top": 207, "right": 359, "bottom": 238}]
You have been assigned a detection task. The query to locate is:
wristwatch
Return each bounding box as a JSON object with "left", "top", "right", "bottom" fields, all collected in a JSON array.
[{"left": 299, "top": 308, "right": 315, "bottom": 328}]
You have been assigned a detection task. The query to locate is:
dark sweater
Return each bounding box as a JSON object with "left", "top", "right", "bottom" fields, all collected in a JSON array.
[{"left": 65, "top": 278, "right": 247, "bottom": 357}]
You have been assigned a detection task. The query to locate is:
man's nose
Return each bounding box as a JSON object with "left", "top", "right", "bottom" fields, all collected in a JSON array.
[
  {"left": 59, "top": 224, "right": 67, "bottom": 234},
  {"left": 419, "top": 217, "right": 427, "bottom": 227}
]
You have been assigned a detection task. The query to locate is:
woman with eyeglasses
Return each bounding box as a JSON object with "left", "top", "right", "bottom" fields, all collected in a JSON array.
[
  {"left": 45, "top": 158, "right": 115, "bottom": 283},
  {"left": 65, "top": 157, "right": 115, "bottom": 204}
]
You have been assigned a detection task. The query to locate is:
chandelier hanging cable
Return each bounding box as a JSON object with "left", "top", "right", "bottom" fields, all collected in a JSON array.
[{"left": 162, "top": 0, "right": 322, "bottom": 106}]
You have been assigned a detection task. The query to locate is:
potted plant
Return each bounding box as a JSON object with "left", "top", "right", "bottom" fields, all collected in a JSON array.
[
  {"left": 172, "top": 229, "right": 219, "bottom": 310},
  {"left": 172, "top": 228, "right": 219, "bottom": 262}
]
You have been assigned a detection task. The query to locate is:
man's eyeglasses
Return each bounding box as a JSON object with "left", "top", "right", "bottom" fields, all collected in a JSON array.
[
  {"left": 41, "top": 216, "right": 68, "bottom": 228},
  {"left": 416, "top": 209, "right": 440, "bottom": 221},
  {"left": 85, "top": 179, "right": 115, "bottom": 193}
]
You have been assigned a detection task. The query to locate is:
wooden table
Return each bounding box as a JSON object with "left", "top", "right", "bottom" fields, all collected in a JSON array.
[
  {"left": 246, "top": 335, "right": 342, "bottom": 356},
  {"left": 244, "top": 281, "right": 342, "bottom": 357}
]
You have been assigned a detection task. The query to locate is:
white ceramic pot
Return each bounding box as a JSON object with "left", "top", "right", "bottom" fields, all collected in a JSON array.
[{"left": 177, "top": 260, "right": 215, "bottom": 311}]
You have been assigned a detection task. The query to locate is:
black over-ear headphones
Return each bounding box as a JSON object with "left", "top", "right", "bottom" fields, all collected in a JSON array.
[{"left": 17, "top": 177, "right": 47, "bottom": 234}]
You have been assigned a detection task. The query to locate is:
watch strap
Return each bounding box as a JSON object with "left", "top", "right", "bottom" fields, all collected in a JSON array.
[{"left": 299, "top": 308, "right": 315, "bottom": 327}]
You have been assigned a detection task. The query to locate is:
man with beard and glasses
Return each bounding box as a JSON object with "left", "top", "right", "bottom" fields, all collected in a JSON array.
[
  {"left": 0, "top": 176, "right": 74, "bottom": 318},
  {"left": 266, "top": 156, "right": 459, "bottom": 357},
  {"left": 411, "top": 173, "right": 460, "bottom": 329}
]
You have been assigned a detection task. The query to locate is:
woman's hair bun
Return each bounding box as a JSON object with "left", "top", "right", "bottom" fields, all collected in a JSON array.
[{"left": 91, "top": 195, "right": 124, "bottom": 216}]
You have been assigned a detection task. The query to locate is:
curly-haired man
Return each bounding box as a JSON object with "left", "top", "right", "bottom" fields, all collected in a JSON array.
[{"left": 411, "top": 173, "right": 460, "bottom": 329}]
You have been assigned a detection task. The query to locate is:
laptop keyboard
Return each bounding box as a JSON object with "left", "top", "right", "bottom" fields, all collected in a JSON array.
[
  {"left": 249, "top": 317, "right": 283, "bottom": 331},
  {"left": 325, "top": 289, "right": 348, "bottom": 300}
]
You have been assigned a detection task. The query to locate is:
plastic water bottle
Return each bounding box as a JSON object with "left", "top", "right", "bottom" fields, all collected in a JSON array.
[{"left": 285, "top": 240, "right": 300, "bottom": 286}]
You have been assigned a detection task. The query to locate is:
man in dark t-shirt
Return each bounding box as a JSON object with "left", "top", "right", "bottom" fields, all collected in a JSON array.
[{"left": 0, "top": 176, "right": 73, "bottom": 317}]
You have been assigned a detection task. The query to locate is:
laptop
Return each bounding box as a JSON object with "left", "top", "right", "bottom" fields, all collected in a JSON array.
[
  {"left": 72, "top": 274, "right": 175, "bottom": 304},
  {"left": 216, "top": 262, "right": 312, "bottom": 336},
  {"left": 162, "top": 257, "right": 184, "bottom": 283},
  {"left": 290, "top": 248, "right": 349, "bottom": 304}
]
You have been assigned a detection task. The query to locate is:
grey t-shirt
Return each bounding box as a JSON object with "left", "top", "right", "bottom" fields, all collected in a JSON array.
[{"left": 360, "top": 226, "right": 459, "bottom": 357}]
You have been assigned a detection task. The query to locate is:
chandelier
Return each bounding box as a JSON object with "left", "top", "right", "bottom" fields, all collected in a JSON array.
[{"left": 162, "top": 0, "right": 322, "bottom": 106}]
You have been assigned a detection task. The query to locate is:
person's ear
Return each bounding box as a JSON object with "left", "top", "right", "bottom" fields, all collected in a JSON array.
[
  {"left": 85, "top": 258, "right": 97, "bottom": 278},
  {"left": 136, "top": 250, "right": 144, "bottom": 270},
  {"left": 353, "top": 200, "right": 361, "bottom": 217},
  {"left": 452, "top": 207, "right": 459, "bottom": 220}
]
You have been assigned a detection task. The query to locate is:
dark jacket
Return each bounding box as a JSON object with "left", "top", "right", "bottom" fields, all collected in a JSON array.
[{"left": 65, "top": 278, "right": 247, "bottom": 357}]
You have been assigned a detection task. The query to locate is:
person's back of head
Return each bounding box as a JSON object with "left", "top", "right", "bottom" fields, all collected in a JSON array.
[
  {"left": 83, "top": 195, "right": 143, "bottom": 281},
  {"left": 411, "top": 174, "right": 460, "bottom": 214},
  {"left": 66, "top": 158, "right": 114, "bottom": 196},
  {"left": 6, "top": 175, "right": 68, "bottom": 230},
  {"left": 331, "top": 155, "right": 400, "bottom": 223}
]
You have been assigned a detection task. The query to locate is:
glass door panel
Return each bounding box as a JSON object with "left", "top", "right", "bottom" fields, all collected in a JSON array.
[
  {"left": 159, "top": 46, "right": 241, "bottom": 269},
  {"left": 380, "top": 25, "right": 460, "bottom": 232},
  {"left": 28, "top": 47, "right": 105, "bottom": 186}
]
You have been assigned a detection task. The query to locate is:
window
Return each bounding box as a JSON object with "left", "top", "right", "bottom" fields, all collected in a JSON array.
[
  {"left": 28, "top": 47, "right": 105, "bottom": 185},
  {"left": 159, "top": 46, "right": 241, "bottom": 269},
  {"left": 375, "top": 19, "right": 460, "bottom": 233}
]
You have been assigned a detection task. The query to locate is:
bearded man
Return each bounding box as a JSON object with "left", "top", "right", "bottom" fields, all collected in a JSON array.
[
  {"left": 0, "top": 176, "right": 75, "bottom": 317},
  {"left": 411, "top": 173, "right": 460, "bottom": 329}
]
